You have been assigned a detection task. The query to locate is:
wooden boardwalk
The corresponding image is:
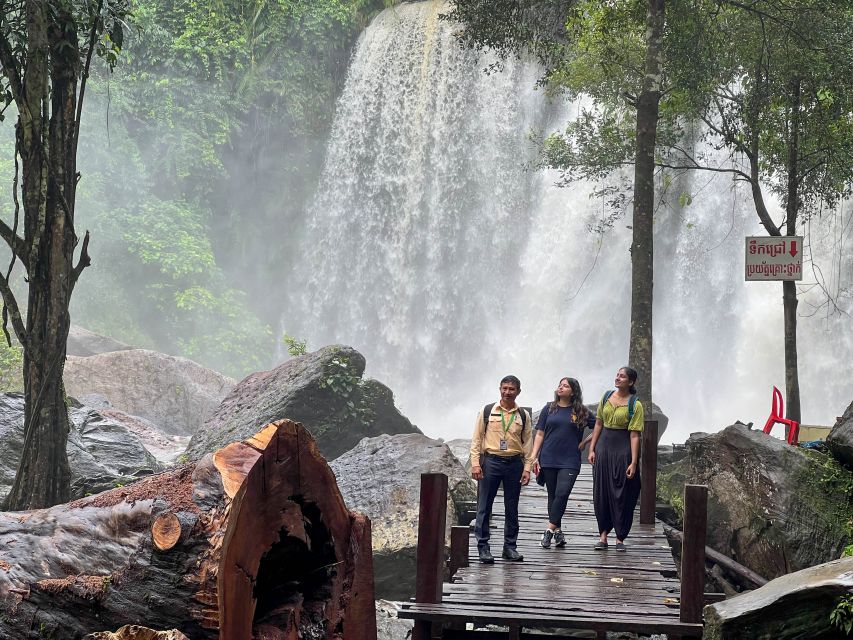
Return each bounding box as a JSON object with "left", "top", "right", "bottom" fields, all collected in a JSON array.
[{"left": 398, "top": 465, "right": 704, "bottom": 638}]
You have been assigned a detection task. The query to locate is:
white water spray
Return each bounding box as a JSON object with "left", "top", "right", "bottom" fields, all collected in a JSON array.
[{"left": 289, "top": 0, "right": 852, "bottom": 442}]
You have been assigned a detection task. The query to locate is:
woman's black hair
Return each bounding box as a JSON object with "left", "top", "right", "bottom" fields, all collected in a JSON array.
[
  {"left": 621, "top": 366, "right": 638, "bottom": 395},
  {"left": 549, "top": 377, "right": 589, "bottom": 424}
]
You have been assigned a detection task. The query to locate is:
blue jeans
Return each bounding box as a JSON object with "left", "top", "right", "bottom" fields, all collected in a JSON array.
[{"left": 475, "top": 454, "right": 523, "bottom": 551}]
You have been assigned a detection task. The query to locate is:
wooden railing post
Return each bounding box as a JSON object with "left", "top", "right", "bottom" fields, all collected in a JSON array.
[
  {"left": 449, "top": 526, "right": 469, "bottom": 579},
  {"left": 680, "top": 484, "right": 708, "bottom": 625},
  {"left": 640, "top": 419, "right": 658, "bottom": 524},
  {"left": 412, "top": 473, "right": 448, "bottom": 640}
]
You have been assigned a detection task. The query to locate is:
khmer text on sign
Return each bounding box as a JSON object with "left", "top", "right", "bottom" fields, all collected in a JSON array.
[{"left": 744, "top": 236, "right": 803, "bottom": 281}]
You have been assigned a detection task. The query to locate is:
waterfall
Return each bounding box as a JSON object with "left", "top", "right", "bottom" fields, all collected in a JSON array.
[{"left": 289, "top": 0, "right": 852, "bottom": 442}]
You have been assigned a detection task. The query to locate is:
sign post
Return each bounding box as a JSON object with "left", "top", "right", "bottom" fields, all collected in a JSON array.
[{"left": 745, "top": 236, "right": 803, "bottom": 281}]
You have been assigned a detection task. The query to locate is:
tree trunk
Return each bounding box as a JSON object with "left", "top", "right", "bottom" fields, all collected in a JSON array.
[
  {"left": 2, "top": 5, "right": 88, "bottom": 510},
  {"left": 782, "top": 280, "right": 800, "bottom": 422},
  {"left": 0, "top": 419, "right": 377, "bottom": 640},
  {"left": 628, "top": 0, "right": 664, "bottom": 406},
  {"left": 782, "top": 78, "right": 802, "bottom": 423}
]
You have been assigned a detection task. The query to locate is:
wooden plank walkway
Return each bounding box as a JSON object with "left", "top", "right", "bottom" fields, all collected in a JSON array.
[{"left": 398, "top": 465, "right": 703, "bottom": 637}]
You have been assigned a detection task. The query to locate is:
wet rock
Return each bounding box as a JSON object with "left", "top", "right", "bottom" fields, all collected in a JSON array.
[
  {"left": 0, "top": 394, "right": 163, "bottom": 503},
  {"left": 657, "top": 423, "right": 852, "bottom": 580},
  {"left": 376, "top": 600, "right": 413, "bottom": 640},
  {"left": 657, "top": 443, "right": 688, "bottom": 467},
  {"left": 703, "top": 556, "right": 853, "bottom": 639},
  {"left": 186, "top": 345, "right": 420, "bottom": 462},
  {"left": 330, "top": 433, "right": 476, "bottom": 600},
  {"left": 68, "top": 326, "right": 134, "bottom": 357},
  {"left": 65, "top": 349, "right": 235, "bottom": 436},
  {"left": 827, "top": 399, "right": 853, "bottom": 469},
  {"left": 444, "top": 438, "right": 472, "bottom": 468}
]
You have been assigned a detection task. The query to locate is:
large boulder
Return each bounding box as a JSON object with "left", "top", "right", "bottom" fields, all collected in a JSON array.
[
  {"left": 185, "top": 345, "right": 420, "bottom": 462},
  {"left": 64, "top": 349, "right": 235, "bottom": 436},
  {"left": 827, "top": 399, "right": 853, "bottom": 469},
  {"left": 330, "top": 433, "right": 476, "bottom": 600},
  {"left": 703, "top": 556, "right": 853, "bottom": 639},
  {"left": 0, "top": 394, "right": 163, "bottom": 503},
  {"left": 67, "top": 326, "right": 134, "bottom": 357},
  {"left": 657, "top": 423, "right": 853, "bottom": 580},
  {"left": 444, "top": 438, "right": 472, "bottom": 468}
]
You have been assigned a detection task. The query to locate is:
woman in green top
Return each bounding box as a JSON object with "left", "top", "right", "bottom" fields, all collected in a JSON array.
[{"left": 586, "top": 366, "right": 645, "bottom": 551}]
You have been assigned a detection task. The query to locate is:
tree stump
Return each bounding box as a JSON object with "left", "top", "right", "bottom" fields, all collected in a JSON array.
[{"left": 0, "top": 419, "right": 376, "bottom": 640}]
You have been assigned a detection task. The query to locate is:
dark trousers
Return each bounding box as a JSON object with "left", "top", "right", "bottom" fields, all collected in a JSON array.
[
  {"left": 593, "top": 428, "right": 641, "bottom": 540},
  {"left": 541, "top": 467, "right": 578, "bottom": 529},
  {"left": 475, "top": 454, "right": 523, "bottom": 551}
]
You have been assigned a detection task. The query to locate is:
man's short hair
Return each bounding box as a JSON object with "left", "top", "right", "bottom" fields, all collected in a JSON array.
[{"left": 500, "top": 375, "right": 521, "bottom": 390}]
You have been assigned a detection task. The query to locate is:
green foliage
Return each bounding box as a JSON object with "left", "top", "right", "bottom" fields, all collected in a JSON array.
[
  {"left": 802, "top": 449, "right": 853, "bottom": 539},
  {"left": 0, "top": 335, "right": 23, "bottom": 392},
  {"left": 46, "top": 0, "right": 389, "bottom": 378},
  {"left": 831, "top": 594, "right": 853, "bottom": 636},
  {"left": 443, "top": 0, "right": 574, "bottom": 75},
  {"left": 320, "top": 355, "right": 359, "bottom": 397},
  {"left": 320, "top": 354, "right": 374, "bottom": 424},
  {"left": 843, "top": 544, "right": 853, "bottom": 558},
  {"left": 282, "top": 333, "right": 308, "bottom": 356}
]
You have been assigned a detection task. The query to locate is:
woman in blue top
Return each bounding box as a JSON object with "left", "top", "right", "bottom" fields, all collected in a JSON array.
[{"left": 530, "top": 377, "right": 594, "bottom": 549}]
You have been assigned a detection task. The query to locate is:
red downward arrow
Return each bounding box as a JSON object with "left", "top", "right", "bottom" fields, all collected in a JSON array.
[{"left": 789, "top": 240, "right": 798, "bottom": 257}]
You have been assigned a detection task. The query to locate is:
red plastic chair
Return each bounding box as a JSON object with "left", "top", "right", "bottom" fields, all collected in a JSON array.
[{"left": 763, "top": 386, "right": 800, "bottom": 445}]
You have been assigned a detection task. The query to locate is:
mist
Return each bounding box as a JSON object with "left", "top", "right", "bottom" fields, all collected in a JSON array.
[{"left": 0, "top": 0, "right": 849, "bottom": 446}]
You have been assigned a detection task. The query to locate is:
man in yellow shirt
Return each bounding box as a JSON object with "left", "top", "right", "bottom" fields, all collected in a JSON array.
[{"left": 469, "top": 375, "right": 534, "bottom": 563}]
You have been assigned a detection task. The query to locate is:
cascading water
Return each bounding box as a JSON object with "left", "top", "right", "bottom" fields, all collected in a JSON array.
[{"left": 290, "top": 0, "right": 852, "bottom": 442}]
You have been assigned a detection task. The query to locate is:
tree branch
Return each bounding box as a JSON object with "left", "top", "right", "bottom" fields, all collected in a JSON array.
[
  {"left": 71, "top": 230, "right": 91, "bottom": 287},
  {"left": 0, "top": 218, "right": 27, "bottom": 263},
  {"left": 657, "top": 162, "right": 752, "bottom": 183},
  {"left": 0, "top": 25, "right": 24, "bottom": 106},
  {"left": 0, "top": 271, "right": 28, "bottom": 350},
  {"left": 74, "top": 0, "right": 104, "bottom": 158}
]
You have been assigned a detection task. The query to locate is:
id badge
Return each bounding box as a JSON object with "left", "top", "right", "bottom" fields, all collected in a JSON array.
[{"left": 499, "top": 439, "right": 508, "bottom": 451}]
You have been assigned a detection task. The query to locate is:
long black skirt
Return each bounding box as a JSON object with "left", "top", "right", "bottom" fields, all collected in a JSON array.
[{"left": 593, "top": 428, "right": 641, "bottom": 540}]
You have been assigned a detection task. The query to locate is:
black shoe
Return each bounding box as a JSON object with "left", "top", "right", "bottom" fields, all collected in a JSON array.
[
  {"left": 478, "top": 547, "right": 495, "bottom": 564},
  {"left": 554, "top": 529, "right": 567, "bottom": 547},
  {"left": 502, "top": 548, "right": 524, "bottom": 561}
]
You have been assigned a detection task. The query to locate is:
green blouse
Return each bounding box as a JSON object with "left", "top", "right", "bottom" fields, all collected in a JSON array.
[{"left": 597, "top": 395, "right": 645, "bottom": 431}]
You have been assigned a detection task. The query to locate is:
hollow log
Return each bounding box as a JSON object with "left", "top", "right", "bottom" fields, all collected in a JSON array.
[
  {"left": 0, "top": 419, "right": 376, "bottom": 640},
  {"left": 85, "top": 626, "right": 189, "bottom": 640}
]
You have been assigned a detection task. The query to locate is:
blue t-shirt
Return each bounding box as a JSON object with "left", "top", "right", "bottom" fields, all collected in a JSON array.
[{"left": 535, "top": 404, "right": 595, "bottom": 471}]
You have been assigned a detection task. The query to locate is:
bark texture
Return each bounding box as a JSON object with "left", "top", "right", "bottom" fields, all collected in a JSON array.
[
  {"left": 0, "top": 419, "right": 376, "bottom": 640},
  {"left": 628, "top": 0, "right": 664, "bottom": 406},
  {"left": 1, "top": 1, "right": 93, "bottom": 510}
]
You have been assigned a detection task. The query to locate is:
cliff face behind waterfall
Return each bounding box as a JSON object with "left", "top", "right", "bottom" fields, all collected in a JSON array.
[{"left": 287, "top": 0, "right": 852, "bottom": 441}]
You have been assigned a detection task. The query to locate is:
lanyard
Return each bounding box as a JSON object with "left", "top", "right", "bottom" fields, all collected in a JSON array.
[{"left": 500, "top": 407, "right": 516, "bottom": 436}]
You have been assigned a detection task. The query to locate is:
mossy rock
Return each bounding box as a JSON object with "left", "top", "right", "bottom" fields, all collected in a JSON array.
[{"left": 656, "top": 423, "right": 852, "bottom": 581}]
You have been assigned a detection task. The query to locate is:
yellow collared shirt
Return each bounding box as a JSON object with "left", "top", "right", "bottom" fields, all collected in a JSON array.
[{"left": 470, "top": 402, "right": 534, "bottom": 472}]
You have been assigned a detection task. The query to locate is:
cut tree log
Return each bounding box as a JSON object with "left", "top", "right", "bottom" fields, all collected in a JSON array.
[
  {"left": 0, "top": 419, "right": 376, "bottom": 640},
  {"left": 85, "top": 626, "right": 190, "bottom": 640}
]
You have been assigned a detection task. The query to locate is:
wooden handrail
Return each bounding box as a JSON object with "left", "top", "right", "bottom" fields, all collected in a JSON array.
[
  {"left": 413, "top": 473, "right": 448, "bottom": 640},
  {"left": 680, "top": 484, "right": 708, "bottom": 624},
  {"left": 640, "top": 419, "right": 658, "bottom": 524},
  {"left": 665, "top": 526, "right": 768, "bottom": 588}
]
